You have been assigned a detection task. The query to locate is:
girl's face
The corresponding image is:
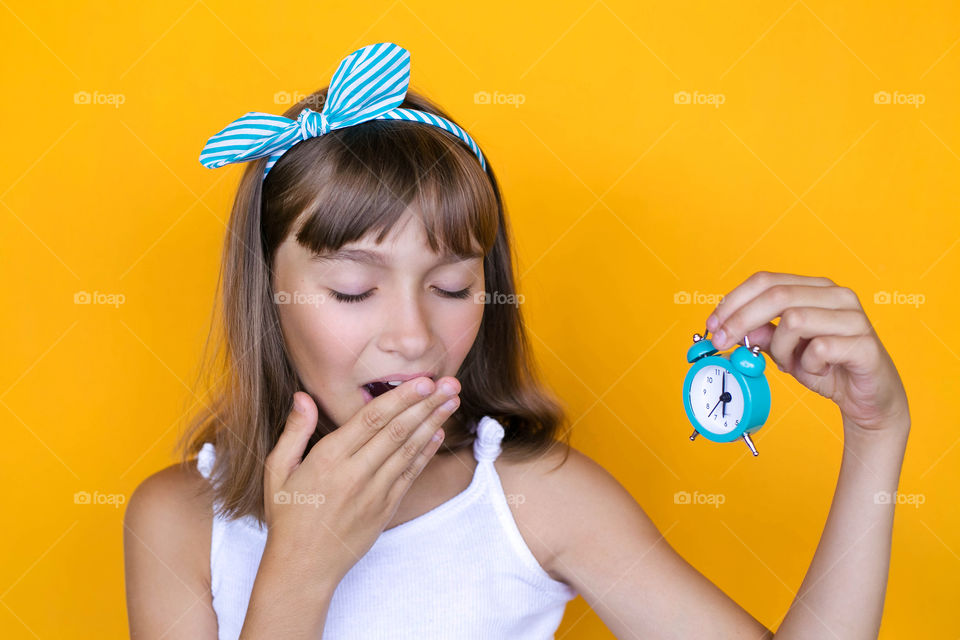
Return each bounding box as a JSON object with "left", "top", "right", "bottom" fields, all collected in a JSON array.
[{"left": 272, "top": 208, "right": 486, "bottom": 428}]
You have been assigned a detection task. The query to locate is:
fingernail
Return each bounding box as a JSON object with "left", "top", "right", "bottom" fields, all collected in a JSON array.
[
  {"left": 417, "top": 380, "right": 433, "bottom": 396},
  {"left": 440, "top": 381, "right": 458, "bottom": 396},
  {"left": 706, "top": 313, "right": 719, "bottom": 331},
  {"left": 293, "top": 395, "right": 306, "bottom": 414},
  {"left": 714, "top": 329, "right": 726, "bottom": 347}
]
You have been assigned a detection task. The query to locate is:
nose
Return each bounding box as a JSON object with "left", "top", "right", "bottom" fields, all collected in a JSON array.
[{"left": 376, "top": 291, "right": 433, "bottom": 358}]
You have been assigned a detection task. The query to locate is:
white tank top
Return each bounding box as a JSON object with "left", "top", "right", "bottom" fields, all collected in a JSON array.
[{"left": 196, "top": 415, "right": 578, "bottom": 639}]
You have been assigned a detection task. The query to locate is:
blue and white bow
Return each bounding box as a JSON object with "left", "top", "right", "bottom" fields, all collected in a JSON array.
[{"left": 198, "top": 42, "right": 486, "bottom": 179}]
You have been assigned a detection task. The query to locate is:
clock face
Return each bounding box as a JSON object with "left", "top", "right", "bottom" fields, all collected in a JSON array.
[{"left": 689, "top": 365, "right": 745, "bottom": 435}]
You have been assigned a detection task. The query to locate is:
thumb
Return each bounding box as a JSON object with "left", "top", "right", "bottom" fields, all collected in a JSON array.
[{"left": 266, "top": 391, "right": 318, "bottom": 491}]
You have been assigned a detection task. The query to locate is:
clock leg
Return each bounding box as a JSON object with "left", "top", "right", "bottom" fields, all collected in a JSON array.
[
  {"left": 742, "top": 433, "right": 759, "bottom": 456},
  {"left": 689, "top": 429, "right": 698, "bottom": 441}
]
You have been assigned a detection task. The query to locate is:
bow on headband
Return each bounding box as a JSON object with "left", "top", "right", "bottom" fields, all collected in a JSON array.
[{"left": 198, "top": 42, "right": 487, "bottom": 180}]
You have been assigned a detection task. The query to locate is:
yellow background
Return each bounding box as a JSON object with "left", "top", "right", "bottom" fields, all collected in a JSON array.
[{"left": 2, "top": 1, "right": 958, "bottom": 637}]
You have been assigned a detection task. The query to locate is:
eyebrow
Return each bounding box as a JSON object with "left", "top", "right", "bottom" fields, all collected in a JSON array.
[{"left": 310, "top": 248, "right": 484, "bottom": 267}]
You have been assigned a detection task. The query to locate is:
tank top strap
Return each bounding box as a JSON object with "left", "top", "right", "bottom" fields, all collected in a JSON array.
[
  {"left": 472, "top": 416, "right": 504, "bottom": 463},
  {"left": 197, "top": 442, "right": 215, "bottom": 480}
]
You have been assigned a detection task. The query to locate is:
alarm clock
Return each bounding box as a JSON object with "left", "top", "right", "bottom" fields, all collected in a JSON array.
[{"left": 682, "top": 329, "right": 771, "bottom": 456}]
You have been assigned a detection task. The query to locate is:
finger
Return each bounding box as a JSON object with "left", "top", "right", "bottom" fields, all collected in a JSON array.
[
  {"left": 339, "top": 376, "right": 438, "bottom": 456},
  {"left": 265, "top": 392, "right": 318, "bottom": 493},
  {"left": 798, "top": 334, "right": 881, "bottom": 378},
  {"left": 387, "top": 428, "right": 446, "bottom": 505},
  {"left": 712, "top": 284, "right": 861, "bottom": 350},
  {"left": 707, "top": 271, "right": 834, "bottom": 333},
  {"left": 380, "top": 401, "right": 457, "bottom": 500},
  {"left": 352, "top": 376, "right": 461, "bottom": 470},
  {"left": 769, "top": 307, "right": 872, "bottom": 372}
]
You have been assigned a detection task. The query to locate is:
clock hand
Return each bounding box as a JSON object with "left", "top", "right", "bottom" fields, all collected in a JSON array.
[
  {"left": 721, "top": 371, "right": 727, "bottom": 417},
  {"left": 708, "top": 397, "right": 722, "bottom": 418}
]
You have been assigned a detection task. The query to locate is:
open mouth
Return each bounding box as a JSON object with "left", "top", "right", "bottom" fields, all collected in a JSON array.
[
  {"left": 361, "top": 376, "right": 436, "bottom": 400},
  {"left": 362, "top": 381, "right": 400, "bottom": 398}
]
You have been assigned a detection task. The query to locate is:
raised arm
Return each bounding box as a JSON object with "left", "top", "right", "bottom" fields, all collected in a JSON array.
[
  {"left": 537, "top": 271, "right": 908, "bottom": 639},
  {"left": 707, "top": 271, "right": 910, "bottom": 638},
  {"left": 771, "top": 414, "right": 908, "bottom": 638}
]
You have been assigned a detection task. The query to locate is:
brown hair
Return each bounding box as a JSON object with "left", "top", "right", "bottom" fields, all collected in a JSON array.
[{"left": 176, "top": 87, "right": 571, "bottom": 524}]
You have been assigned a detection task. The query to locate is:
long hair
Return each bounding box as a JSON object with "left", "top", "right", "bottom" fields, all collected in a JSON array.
[{"left": 176, "top": 87, "right": 571, "bottom": 524}]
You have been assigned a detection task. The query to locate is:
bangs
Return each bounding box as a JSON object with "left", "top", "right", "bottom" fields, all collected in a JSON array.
[{"left": 268, "top": 119, "right": 498, "bottom": 260}]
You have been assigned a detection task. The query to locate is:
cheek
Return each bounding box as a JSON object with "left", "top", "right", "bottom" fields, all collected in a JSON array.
[
  {"left": 435, "top": 301, "right": 484, "bottom": 357},
  {"left": 276, "top": 298, "right": 369, "bottom": 373}
]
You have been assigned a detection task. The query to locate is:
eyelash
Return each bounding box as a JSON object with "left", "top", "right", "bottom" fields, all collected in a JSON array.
[{"left": 330, "top": 287, "right": 472, "bottom": 304}]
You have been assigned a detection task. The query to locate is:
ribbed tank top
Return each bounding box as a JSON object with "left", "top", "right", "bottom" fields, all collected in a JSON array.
[{"left": 196, "top": 415, "right": 578, "bottom": 639}]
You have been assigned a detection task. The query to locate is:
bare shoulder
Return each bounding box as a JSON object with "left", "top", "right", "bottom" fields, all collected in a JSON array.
[
  {"left": 496, "top": 443, "right": 773, "bottom": 638},
  {"left": 124, "top": 457, "right": 217, "bottom": 638},
  {"left": 125, "top": 459, "right": 214, "bottom": 575},
  {"left": 494, "top": 441, "right": 638, "bottom": 584}
]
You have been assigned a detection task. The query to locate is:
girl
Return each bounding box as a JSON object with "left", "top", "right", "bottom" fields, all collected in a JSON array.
[{"left": 124, "top": 42, "right": 911, "bottom": 639}]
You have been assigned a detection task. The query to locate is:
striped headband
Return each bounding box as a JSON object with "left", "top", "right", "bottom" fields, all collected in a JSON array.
[{"left": 198, "top": 42, "right": 486, "bottom": 180}]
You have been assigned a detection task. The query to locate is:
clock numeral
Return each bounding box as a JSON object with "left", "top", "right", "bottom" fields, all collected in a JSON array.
[
  {"left": 714, "top": 368, "right": 723, "bottom": 376},
  {"left": 707, "top": 376, "right": 713, "bottom": 384}
]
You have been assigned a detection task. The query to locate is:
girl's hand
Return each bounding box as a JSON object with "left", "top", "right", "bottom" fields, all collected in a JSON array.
[
  {"left": 705, "top": 271, "right": 909, "bottom": 433},
  {"left": 262, "top": 376, "right": 461, "bottom": 581}
]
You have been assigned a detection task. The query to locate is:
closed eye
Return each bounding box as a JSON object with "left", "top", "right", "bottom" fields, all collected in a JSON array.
[{"left": 329, "top": 287, "right": 472, "bottom": 304}]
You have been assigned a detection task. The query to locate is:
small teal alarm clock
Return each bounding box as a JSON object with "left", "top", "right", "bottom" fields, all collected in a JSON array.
[{"left": 682, "top": 329, "right": 771, "bottom": 456}]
